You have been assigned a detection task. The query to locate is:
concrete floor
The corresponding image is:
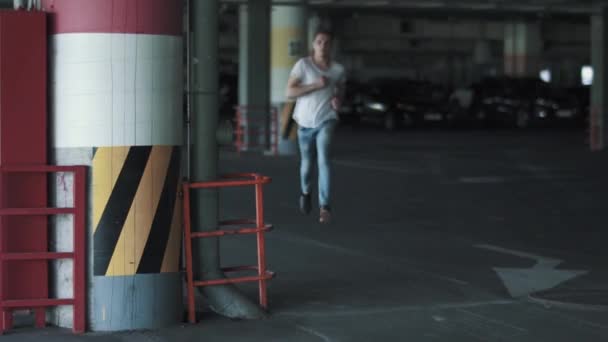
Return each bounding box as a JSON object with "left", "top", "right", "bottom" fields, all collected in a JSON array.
[{"left": 5, "top": 125, "right": 608, "bottom": 341}]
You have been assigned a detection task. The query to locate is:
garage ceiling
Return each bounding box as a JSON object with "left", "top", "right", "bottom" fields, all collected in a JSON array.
[{"left": 223, "top": 0, "right": 604, "bottom": 15}]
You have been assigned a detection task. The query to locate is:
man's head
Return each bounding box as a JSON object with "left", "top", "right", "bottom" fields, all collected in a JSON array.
[{"left": 312, "top": 29, "right": 332, "bottom": 60}]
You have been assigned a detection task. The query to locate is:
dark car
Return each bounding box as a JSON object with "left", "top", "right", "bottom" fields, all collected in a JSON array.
[
  {"left": 343, "top": 78, "right": 404, "bottom": 130},
  {"left": 343, "top": 78, "right": 451, "bottom": 130},
  {"left": 477, "top": 77, "right": 530, "bottom": 128},
  {"left": 449, "top": 77, "right": 580, "bottom": 129},
  {"left": 448, "top": 77, "right": 519, "bottom": 128},
  {"left": 336, "top": 80, "right": 364, "bottom": 124},
  {"left": 524, "top": 85, "right": 584, "bottom": 128},
  {"left": 564, "top": 85, "right": 590, "bottom": 127},
  {"left": 395, "top": 81, "right": 451, "bottom": 127}
]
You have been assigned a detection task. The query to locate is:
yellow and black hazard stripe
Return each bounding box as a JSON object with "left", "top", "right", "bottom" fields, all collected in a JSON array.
[{"left": 92, "top": 145, "right": 182, "bottom": 276}]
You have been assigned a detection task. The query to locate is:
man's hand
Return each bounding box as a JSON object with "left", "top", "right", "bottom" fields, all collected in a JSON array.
[
  {"left": 331, "top": 96, "right": 341, "bottom": 111},
  {"left": 315, "top": 76, "right": 329, "bottom": 90},
  {"left": 286, "top": 75, "right": 329, "bottom": 100}
]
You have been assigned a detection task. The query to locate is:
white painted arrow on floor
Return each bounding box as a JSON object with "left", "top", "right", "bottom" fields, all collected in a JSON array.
[{"left": 475, "top": 244, "right": 588, "bottom": 298}]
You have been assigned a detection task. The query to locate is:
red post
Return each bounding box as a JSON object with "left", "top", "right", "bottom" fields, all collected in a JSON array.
[
  {"left": 1, "top": 310, "right": 11, "bottom": 334},
  {"left": 255, "top": 176, "right": 267, "bottom": 308},
  {"left": 0, "top": 173, "right": 4, "bottom": 335},
  {"left": 182, "top": 184, "right": 196, "bottom": 324},
  {"left": 35, "top": 308, "right": 45, "bottom": 328},
  {"left": 73, "top": 167, "right": 86, "bottom": 333}
]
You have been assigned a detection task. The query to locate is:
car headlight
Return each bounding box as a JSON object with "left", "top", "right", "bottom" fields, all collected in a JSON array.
[{"left": 368, "top": 102, "right": 387, "bottom": 111}]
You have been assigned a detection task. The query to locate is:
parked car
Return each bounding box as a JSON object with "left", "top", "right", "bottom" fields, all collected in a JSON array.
[
  {"left": 525, "top": 85, "right": 584, "bottom": 128},
  {"left": 395, "top": 80, "right": 451, "bottom": 127},
  {"left": 565, "top": 85, "right": 590, "bottom": 127},
  {"left": 342, "top": 78, "right": 404, "bottom": 130},
  {"left": 449, "top": 77, "right": 583, "bottom": 129},
  {"left": 341, "top": 78, "right": 451, "bottom": 130},
  {"left": 337, "top": 80, "right": 364, "bottom": 124},
  {"left": 448, "top": 77, "right": 519, "bottom": 128}
]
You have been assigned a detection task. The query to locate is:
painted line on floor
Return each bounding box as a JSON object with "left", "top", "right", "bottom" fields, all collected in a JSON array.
[
  {"left": 458, "top": 174, "right": 580, "bottom": 184},
  {"left": 277, "top": 300, "right": 515, "bottom": 318},
  {"left": 459, "top": 176, "right": 506, "bottom": 184},
  {"left": 475, "top": 244, "right": 559, "bottom": 263},
  {"left": 333, "top": 159, "right": 423, "bottom": 175},
  {"left": 457, "top": 308, "right": 529, "bottom": 333},
  {"left": 275, "top": 233, "right": 469, "bottom": 286},
  {"left": 295, "top": 325, "right": 333, "bottom": 342}
]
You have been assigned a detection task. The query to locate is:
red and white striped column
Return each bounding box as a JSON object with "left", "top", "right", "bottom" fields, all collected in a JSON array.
[{"left": 42, "top": 0, "right": 184, "bottom": 331}]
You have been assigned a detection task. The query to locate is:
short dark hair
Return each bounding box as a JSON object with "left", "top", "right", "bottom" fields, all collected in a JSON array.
[{"left": 313, "top": 29, "right": 333, "bottom": 41}]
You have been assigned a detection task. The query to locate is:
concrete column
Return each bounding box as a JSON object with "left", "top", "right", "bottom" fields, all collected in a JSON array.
[
  {"left": 590, "top": 7, "right": 608, "bottom": 150},
  {"left": 42, "top": 0, "right": 184, "bottom": 331},
  {"left": 271, "top": 0, "right": 307, "bottom": 155},
  {"left": 308, "top": 14, "right": 321, "bottom": 51},
  {"left": 473, "top": 39, "right": 492, "bottom": 81},
  {"left": 238, "top": 5, "right": 249, "bottom": 107},
  {"left": 191, "top": 0, "right": 265, "bottom": 319},
  {"left": 504, "top": 22, "right": 542, "bottom": 77},
  {"left": 238, "top": 5, "right": 250, "bottom": 149},
  {"left": 246, "top": 0, "right": 271, "bottom": 151},
  {"left": 237, "top": 0, "right": 271, "bottom": 152},
  {"left": 504, "top": 23, "right": 516, "bottom": 76}
]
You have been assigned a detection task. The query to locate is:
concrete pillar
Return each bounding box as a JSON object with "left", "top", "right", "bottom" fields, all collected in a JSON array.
[
  {"left": 42, "top": 0, "right": 184, "bottom": 331},
  {"left": 504, "top": 22, "right": 542, "bottom": 77},
  {"left": 271, "top": 0, "right": 307, "bottom": 155},
  {"left": 590, "top": 7, "right": 608, "bottom": 150},
  {"left": 473, "top": 39, "right": 492, "bottom": 81},
  {"left": 238, "top": 5, "right": 250, "bottom": 149},
  {"left": 308, "top": 14, "right": 321, "bottom": 51},
  {"left": 238, "top": 5, "right": 249, "bottom": 107},
  {"left": 190, "top": 0, "right": 265, "bottom": 319},
  {"left": 237, "top": 0, "right": 271, "bottom": 152},
  {"left": 246, "top": 0, "right": 271, "bottom": 151}
]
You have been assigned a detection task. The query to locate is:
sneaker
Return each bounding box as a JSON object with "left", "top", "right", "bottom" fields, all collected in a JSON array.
[
  {"left": 299, "top": 193, "right": 311, "bottom": 215},
  {"left": 319, "top": 206, "right": 331, "bottom": 224}
]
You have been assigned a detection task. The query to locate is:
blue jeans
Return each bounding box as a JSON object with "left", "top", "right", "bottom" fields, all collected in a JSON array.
[{"left": 298, "top": 120, "right": 337, "bottom": 208}]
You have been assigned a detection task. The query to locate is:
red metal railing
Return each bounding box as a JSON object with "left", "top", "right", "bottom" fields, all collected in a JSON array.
[
  {"left": 182, "top": 173, "right": 274, "bottom": 323},
  {"left": 234, "top": 106, "right": 279, "bottom": 156},
  {"left": 0, "top": 165, "right": 86, "bottom": 334}
]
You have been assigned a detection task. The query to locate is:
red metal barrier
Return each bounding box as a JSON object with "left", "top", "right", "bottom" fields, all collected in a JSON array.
[
  {"left": 182, "top": 173, "right": 274, "bottom": 323},
  {"left": 234, "top": 106, "right": 279, "bottom": 156},
  {"left": 0, "top": 165, "right": 87, "bottom": 334}
]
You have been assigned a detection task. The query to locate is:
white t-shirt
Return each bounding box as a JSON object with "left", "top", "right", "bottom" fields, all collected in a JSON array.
[{"left": 289, "top": 57, "right": 345, "bottom": 128}]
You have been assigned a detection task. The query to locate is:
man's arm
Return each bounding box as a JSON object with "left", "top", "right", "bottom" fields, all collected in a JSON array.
[
  {"left": 334, "top": 79, "right": 345, "bottom": 101},
  {"left": 331, "top": 79, "right": 346, "bottom": 111},
  {"left": 286, "top": 75, "right": 327, "bottom": 100}
]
